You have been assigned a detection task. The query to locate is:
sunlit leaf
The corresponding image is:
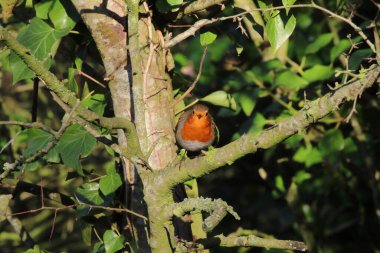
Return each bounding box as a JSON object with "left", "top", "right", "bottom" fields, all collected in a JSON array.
[
  {"left": 305, "top": 33, "right": 333, "bottom": 54},
  {"left": 200, "top": 31, "right": 217, "bottom": 46},
  {"left": 200, "top": 90, "right": 237, "bottom": 110},
  {"left": 266, "top": 12, "right": 296, "bottom": 51},
  {"left": 103, "top": 230, "right": 125, "bottom": 253},
  {"left": 275, "top": 70, "right": 309, "bottom": 90},
  {"left": 302, "top": 65, "right": 334, "bottom": 83},
  {"left": 99, "top": 172, "right": 123, "bottom": 195}
]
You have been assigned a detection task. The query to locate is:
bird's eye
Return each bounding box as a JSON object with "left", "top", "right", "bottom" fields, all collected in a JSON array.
[
  {"left": 205, "top": 112, "right": 208, "bottom": 116},
  {"left": 192, "top": 111, "right": 195, "bottom": 115}
]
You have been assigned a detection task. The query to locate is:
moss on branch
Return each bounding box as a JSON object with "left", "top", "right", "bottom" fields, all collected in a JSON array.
[
  {"left": 0, "top": 25, "right": 143, "bottom": 159},
  {"left": 166, "top": 197, "right": 240, "bottom": 232},
  {"left": 197, "top": 234, "right": 307, "bottom": 251}
]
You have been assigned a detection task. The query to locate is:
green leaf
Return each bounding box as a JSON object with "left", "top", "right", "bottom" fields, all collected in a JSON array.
[
  {"left": 21, "top": 245, "right": 42, "bottom": 253},
  {"left": 156, "top": 0, "right": 183, "bottom": 13},
  {"left": 294, "top": 171, "right": 312, "bottom": 184},
  {"left": 81, "top": 93, "right": 107, "bottom": 115},
  {"left": 348, "top": 49, "right": 373, "bottom": 70},
  {"left": 103, "top": 230, "right": 125, "bottom": 253},
  {"left": 266, "top": 13, "right": 296, "bottom": 52},
  {"left": 99, "top": 172, "right": 123, "bottom": 195},
  {"left": 330, "top": 39, "right": 350, "bottom": 62},
  {"left": 75, "top": 183, "right": 105, "bottom": 205},
  {"left": 318, "top": 129, "right": 345, "bottom": 164},
  {"left": 304, "top": 33, "right": 333, "bottom": 54},
  {"left": 9, "top": 18, "right": 67, "bottom": 83},
  {"left": 275, "top": 175, "right": 286, "bottom": 192},
  {"left": 49, "top": 0, "right": 79, "bottom": 31},
  {"left": 238, "top": 91, "right": 258, "bottom": 116},
  {"left": 35, "top": 1, "right": 53, "bottom": 19},
  {"left": 302, "top": 65, "right": 334, "bottom": 83},
  {"left": 200, "top": 90, "right": 237, "bottom": 110},
  {"left": 293, "top": 146, "right": 323, "bottom": 167},
  {"left": 247, "top": 113, "right": 266, "bottom": 134},
  {"left": 200, "top": 31, "right": 217, "bottom": 46},
  {"left": 167, "top": 0, "right": 183, "bottom": 5},
  {"left": 282, "top": 0, "right": 297, "bottom": 15},
  {"left": 9, "top": 53, "right": 36, "bottom": 83},
  {"left": 45, "top": 146, "right": 60, "bottom": 163},
  {"left": 275, "top": 70, "right": 309, "bottom": 91},
  {"left": 93, "top": 242, "right": 105, "bottom": 253},
  {"left": 56, "top": 124, "right": 96, "bottom": 174},
  {"left": 67, "top": 67, "right": 78, "bottom": 93},
  {"left": 23, "top": 129, "right": 53, "bottom": 157}
]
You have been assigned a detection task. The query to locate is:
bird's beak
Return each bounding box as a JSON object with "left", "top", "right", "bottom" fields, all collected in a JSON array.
[{"left": 196, "top": 114, "right": 202, "bottom": 119}]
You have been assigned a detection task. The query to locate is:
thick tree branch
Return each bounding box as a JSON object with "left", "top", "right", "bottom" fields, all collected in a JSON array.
[{"left": 158, "top": 65, "right": 380, "bottom": 187}]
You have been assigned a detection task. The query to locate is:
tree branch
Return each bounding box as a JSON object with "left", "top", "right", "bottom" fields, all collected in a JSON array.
[
  {"left": 166, "top": 197, "right": 240, "bottom": 232},
  {"left": 158, "top": 64, "right": 380, "bottom": 187},
  {"left": 175, "top": 0, "right": 226, "bottom": 20},
  {"left": 197, "top": 234, "right": 307, "bottom": 251},
  {"left": 0, "top": 26, "right": 137, "bottom": 132},
  {"left": 126, "top": 0, "right": 149, "bottom": 153}
]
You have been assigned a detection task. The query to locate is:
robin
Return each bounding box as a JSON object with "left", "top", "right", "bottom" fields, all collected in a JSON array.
[{"left": 176, "top": 104, "right": 216, "bottom": 151}]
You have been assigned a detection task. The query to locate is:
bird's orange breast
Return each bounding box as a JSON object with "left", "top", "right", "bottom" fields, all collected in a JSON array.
[{"left": 180, "top": 115, "right": 213, "bottom": 143}]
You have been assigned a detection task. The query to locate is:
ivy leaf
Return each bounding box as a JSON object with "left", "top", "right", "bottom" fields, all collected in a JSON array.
[
  {"left": 318, "top": 129, "right": 345, "bottom": 164},
  {"left": 275, "top": 70, "right": 309, "bottom": 91},
  {"left": 200, "top": 32, "right": 217, "bottom": 46},
  {"left": 9, "top": 18, "right": 67, "bottom": 83},
  {"left": 200, "top": 90, "right": 237, "bottom": 110},
  {"left": 305, "top": 33, "right": 333, "bottom": 54},
  {"left": 330, "top": 39, "right": 350, "bottom": 62},
  {"left": 282, "top": 0, "right": 297, "bottom": 15},
  {"left": 266, "top": 12, "right": 296, "bottom": 52},
  {"left": 293, "top": 146, "right": 323, "bottom": 167},
  {"left": 103, "top": 230, "right": 125, "bottom": 253},
  {"left": 75, "top": 183, "right": 106, "bottom": 206},
  {"left": 302, "top": 65, "right": 334, "bottom": 83},
  {"left": 56, "top": 124, "right": 96, "bottom": 175},
  {"left": 23, "top": 129, "right": 53, "bottom": 157},
  {"left": 99, "top": 172, "right": 123, "bottom": 195},
  {"left": 48, "top": 0, "right": 79, "bottom": 32}
]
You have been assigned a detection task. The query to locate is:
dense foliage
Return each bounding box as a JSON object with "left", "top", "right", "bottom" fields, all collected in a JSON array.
[{"left": 0, "top": 0, "right": 379, "bottom": 252}]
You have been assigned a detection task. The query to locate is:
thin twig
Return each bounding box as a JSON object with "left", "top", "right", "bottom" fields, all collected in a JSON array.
[
  {"left": 172, "top": 47, "right": 208, "bottom": 106},
  {"left": 345, "top": 90, "right": 360, "bottom": 123},
  {"left": 165, "top": 3, "right": 378, "bottom": 57},
  {"left": 0, "top": 131, "right": 21, "bottom": 154},
  {"left": 76, "top": 69, "right": 106, "bottom": 88},
  {"left": 0, "top": 102, "right": 80, "bottom": 183},
  {"left": 31, "top": 77, "right": 39, "bottom": 122}
]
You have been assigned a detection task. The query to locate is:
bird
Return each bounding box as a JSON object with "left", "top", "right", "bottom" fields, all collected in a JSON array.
[{"left": 176, "top": 104, "right": 216, "bottom": 151}]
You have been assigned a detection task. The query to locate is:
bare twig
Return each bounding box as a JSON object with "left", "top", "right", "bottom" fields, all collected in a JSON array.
[
  {"left": 165, "top": 3, "right": 378, "bottom": 56},
  {"left": 345, "top": 95, "right": 358, "bottom": 122},
  {"left": 172, "top": 47, "right": 208, "bottom": 106},
  {"left": 0, "top": 130, "right": 21, "bottom": 155},
  {"left": 76, "top": 69, "right": 106, "bottom": 88},
  {"left": 31, "top": 77, "right": 39, "bottom": 122}
]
